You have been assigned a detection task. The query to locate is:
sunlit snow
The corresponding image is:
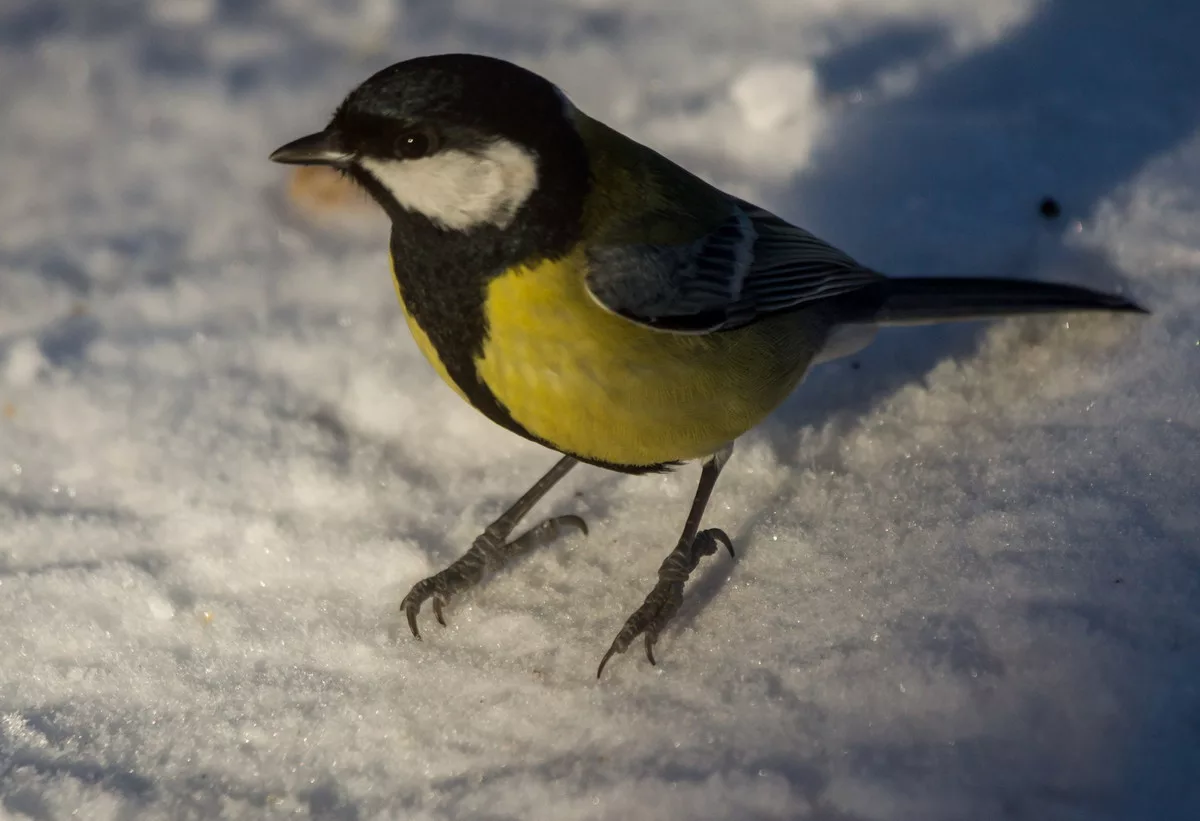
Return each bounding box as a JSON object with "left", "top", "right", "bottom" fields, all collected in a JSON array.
[{"left": 1, "top": 1, "right": 1198, "bottom": 819}]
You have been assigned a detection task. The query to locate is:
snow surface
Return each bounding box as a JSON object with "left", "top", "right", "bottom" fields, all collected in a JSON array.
[{"left": 2, "top": 0, "right": 1199, "bottom": 819}]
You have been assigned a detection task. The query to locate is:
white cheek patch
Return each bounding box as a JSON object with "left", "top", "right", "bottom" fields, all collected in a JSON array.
[{"left": 359, "top": 139, "right": 539, "bottom": 231}]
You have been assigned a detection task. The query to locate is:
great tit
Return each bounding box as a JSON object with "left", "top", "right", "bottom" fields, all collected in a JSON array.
[{"left": 270, "top": 53, "right": 1146, "bottom": 677}]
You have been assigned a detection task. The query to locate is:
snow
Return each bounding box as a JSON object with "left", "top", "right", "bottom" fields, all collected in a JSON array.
[{"left": 1, "top": 0, "right": 1198, "bottom": 818}]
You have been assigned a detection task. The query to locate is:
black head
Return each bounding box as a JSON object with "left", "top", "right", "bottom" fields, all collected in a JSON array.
[{"left": 271, "top": 53, "right": 588, "bottom": 258}]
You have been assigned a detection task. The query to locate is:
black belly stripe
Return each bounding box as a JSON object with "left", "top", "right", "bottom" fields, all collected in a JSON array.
[{"left": 388, "top": 232, "right": 534, "bottom": 440}]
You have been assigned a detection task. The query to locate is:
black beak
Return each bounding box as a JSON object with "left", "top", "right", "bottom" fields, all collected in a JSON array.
[{"left": 269, "top": 130, "right": 350, "bottom": 166}]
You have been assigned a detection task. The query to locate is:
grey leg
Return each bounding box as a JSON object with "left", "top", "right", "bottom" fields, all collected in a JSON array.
[
  {"left": 400, "top": 455, "right": 584, "bottom": 638},
  {"left": 597, "top": 444, "right": 736, "bottom": 678}
]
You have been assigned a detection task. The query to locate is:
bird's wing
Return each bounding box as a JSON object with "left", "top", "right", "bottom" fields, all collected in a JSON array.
[{"left": 584, "top": 203, "right": 883, "bottom": 333}]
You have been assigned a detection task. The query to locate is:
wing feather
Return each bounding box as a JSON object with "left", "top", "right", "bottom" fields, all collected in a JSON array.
[{"left": 585, "top": 203, "right": 881, "bottom": 333}]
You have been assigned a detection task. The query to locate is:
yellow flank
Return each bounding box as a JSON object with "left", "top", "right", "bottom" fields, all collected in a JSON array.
[
  {"left": 474, "top": 249, "right": 823, "bottom": 467},
  {"left": 390, "top": 254, "right": 471, "bottom": 405}
]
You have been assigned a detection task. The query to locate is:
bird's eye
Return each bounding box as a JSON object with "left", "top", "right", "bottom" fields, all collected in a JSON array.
[{"left": 394, "top": 128, "right": 437, "bottom": 160}]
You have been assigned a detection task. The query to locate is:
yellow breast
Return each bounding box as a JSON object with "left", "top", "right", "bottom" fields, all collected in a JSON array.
[{"left": 472, "top": 250, "right": 821, "bottom": 467}]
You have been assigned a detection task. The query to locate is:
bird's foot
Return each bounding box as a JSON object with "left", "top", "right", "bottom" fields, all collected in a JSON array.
[
  {"left": 597, "top": 528, "right": 734, "bottom": 678},
  {"left": 400, "top": 514, "right": 587, "bottom": 638}
]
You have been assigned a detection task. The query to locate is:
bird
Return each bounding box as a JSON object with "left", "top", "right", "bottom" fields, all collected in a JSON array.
[{"left": 269, "top": 53, "right": 1147, "bottom": 678}]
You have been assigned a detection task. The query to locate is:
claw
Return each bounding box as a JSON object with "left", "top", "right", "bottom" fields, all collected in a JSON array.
[
  {"left": 596, "top": 644, "right": 619, "bottom": 679},
  {"left": 509, "top": 515, "right": 589, "bottom": 552},
  {"left": 561, "top": 514, "right": 589, "bottom": 537},
  {"left": 401, "top": 579, "right": 436, "bottom": 640},
  {"left": 717, "top": 531, "right": 735, "bottom": 558},
  {"left": 644, "top": 634, "right": 657, "bottom": 666},
  {"left": 698, "top": 528, "right": 735, "bottom": 559},
  {"left": 433, "top": 596, "right": 447, "bottom": 627},
  {"left": 404, "top": 603, "right": 422, "bottom": 640}
]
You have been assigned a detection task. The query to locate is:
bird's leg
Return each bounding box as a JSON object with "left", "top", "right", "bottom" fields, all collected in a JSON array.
[
  {"left": 400, "top": 455, "right": 583, "bottom": 638},
  {"left": 597, "top": 445, "right": 736, "bottom": 678}
]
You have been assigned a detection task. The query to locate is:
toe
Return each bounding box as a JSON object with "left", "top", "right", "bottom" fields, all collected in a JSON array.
[
  {"left": 708, "top": 528, "right": 735, "bottom": 559},
  {"left": 403, "top": 598, "right": 423, "bottom": 640}
]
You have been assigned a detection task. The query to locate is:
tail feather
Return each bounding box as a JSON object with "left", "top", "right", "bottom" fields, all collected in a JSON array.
[{"left": 838, "top": 276, "right": 1148, "bottom": 326}]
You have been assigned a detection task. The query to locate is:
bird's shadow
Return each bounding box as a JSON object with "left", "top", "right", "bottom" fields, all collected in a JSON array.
[
  {"left": 660, "top": 2, "right": 1200, "bottom": 816},
  {"left": 754, "top": 0, "right": 1186, "bottom": 450},
  {"left": 667, "top": 0, "right": 1198, "bottom": 662}
]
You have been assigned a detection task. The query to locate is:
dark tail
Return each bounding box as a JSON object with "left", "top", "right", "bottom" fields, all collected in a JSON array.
[{"left": 838, "top": 277, "right": 1148, "bottom": 325}]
